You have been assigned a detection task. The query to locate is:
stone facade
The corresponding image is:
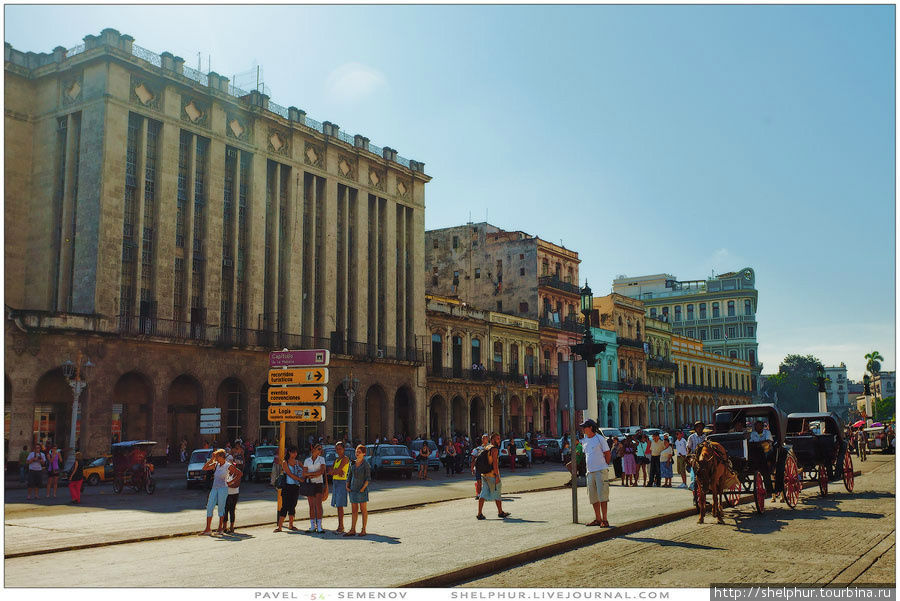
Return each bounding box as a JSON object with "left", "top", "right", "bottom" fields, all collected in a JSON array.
[
  {"left": 424, "top": 295, "right": 558, "bottom": 438},
  {"left": 824, "top": 364, "right": 850, "bottom": 422},
  {"left": 4, "top": 30, "right": 430, "bottom": 458}
]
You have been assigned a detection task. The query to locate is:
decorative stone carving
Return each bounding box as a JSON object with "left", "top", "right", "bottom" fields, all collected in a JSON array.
[
  {"left": 397, "top": 179, "right": 411, "bottom": 198},
  {"left": 225, "top": 114, "right": 249, "bottom": 141},
  {"left": 304, "top": 142, "right": 323, "bottom": 167},
  {"left": 62, "top": 74, "right": 83, "bottom": 105},
  {"left": 129, "top": 76, "right": 161, "bottom": 110},
  {"left": 268, "top": 128, "right": 290, "bottom": 156},
  {"left": 369, "top": 168, "right": 386, "bottom": 191},
  {"left": 181, "top": 97, "right": 208, "bottom": 127},
  {"left": 338, "top": 154, "right": 357, "bottom": 179}
]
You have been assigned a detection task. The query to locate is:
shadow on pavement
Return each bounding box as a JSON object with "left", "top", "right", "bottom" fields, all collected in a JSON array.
[
  {"left": 622, "top": 535, "right": 725, "bottom": 551},
  {"left": 213, "top": 532, "right": 256, "bottom": 542}
]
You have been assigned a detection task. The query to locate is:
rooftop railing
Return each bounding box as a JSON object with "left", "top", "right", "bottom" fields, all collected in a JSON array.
[{"left": 117, "top": 43, "right": 418, "bottom": 171}]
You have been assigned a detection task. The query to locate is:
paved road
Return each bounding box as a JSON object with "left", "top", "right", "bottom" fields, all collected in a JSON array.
[{"left": 464, "top": 454, "right": 895, "bottom": 588}]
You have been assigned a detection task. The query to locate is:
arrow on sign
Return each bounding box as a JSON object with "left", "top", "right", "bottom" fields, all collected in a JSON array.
[
  {"left": 268, "top": 368, "right": 329, "bottom": 386},
  {"left": 268, "top": 386, "right": 328, "bottom": 404},
  {"left": 267, "top": 405, "right": 326, "bottom": 422}
]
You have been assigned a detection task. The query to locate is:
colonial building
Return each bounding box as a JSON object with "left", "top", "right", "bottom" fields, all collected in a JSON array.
[
  {"left": 589, "top": 326, "right": 620, "bottom": 428},
  {"left": 872, "top": 371, "right": 895, "bottom": 400},
  {"left": 4, "top": 30, "right": 430, "bottom": 459},
  {"left": 425, "top": 295, "right": 556, "bottom": 439},
  {"left": 613, "top": 269, "right": 760, "bottom": 379},
  {"left": 592, "top": 294, "right": 648, "bottom": 427},
  {"left": 671, "top": 335, "right": 753, "bottom": 426},
  {"left": 824, "top": 364, "right": 850, "bottom": 422},
  {"left": 425, "top": 223, "right": 583, "bottom": 435},
  {"left": 645, "top": 317, "right": 676, "bottom": 427}
]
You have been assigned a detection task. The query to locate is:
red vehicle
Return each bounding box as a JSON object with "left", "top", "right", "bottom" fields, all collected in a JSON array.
[{"left": 111, "top": 440, "right": 157, "bottom": 494}]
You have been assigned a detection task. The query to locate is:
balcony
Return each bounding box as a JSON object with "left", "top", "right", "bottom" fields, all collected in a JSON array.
[
  {"left": 647, "top": 357, "right": 677, "bottom": 371},
  {"left": 114, "top": 315, "right": 425, "bottom": 363},
  {"left": 598, "top": 380, "right": 625, "bottom": 391},
  {"left": 425, "top": 362, "right": 545, "bottom": 385},
  {"left": 538, "top": 275, "right": 581, "bottom": 295},
  {"left": 617, "top": 336, "right": 645, "bottom": 349},
  {"left": 539, "top": 316, "right": 584, "bottom": 334},
  {"left": 675, "top": 383, "right": 753, "bottom": 397}
]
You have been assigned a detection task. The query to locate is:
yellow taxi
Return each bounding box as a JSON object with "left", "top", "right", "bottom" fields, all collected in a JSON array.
[{"left": 83, "top": 455, "right": 114, "bottom": 485}]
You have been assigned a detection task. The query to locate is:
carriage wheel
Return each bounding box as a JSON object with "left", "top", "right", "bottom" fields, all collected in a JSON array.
[
  {"left": 112, "top": 478, "right": 123, "bottom": 494},
  {"left": 725, "top": 479, "right": 742, "bottom": 508},
  {"left": 843, "top": 451, "right": 855, "bottom": 492},
  {"left": 783, "top": 453, "right": 801, "bottom": 508},
  {"left": 754, "top": 471, "right": 765, "bottom": 514},
  {"left": 817, "top": 464, "right": 828, "bottom": 497}
]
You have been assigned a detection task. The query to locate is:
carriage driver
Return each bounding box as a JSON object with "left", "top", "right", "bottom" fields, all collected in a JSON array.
[
  {"left": 748, "top": 420, "right": 776, "bottom": 501},
  {"left": 686, "top": 421, "right": 706, "bottom": 491}
]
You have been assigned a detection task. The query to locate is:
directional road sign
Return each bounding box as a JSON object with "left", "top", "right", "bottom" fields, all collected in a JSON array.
[
  {"left": 200, "top": 428, "right": 221, "bottom": 434},
  {"left": 200, "top": 408, "right": 221, "bottom": 415},
  {"left": 269, "top": 349, "right": 330, "bottom": 368},
  {"left": 268, "top": 367, "right": 328, "bottom": 386},
  {"left": 268, "top": 386, "right": 327, "bottom": 404},
  {"left": 268, "top": 405, "right": 326, "bottom": 422}
]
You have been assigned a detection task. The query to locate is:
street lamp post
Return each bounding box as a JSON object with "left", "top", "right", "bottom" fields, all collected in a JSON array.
[
  {"left": 62, "top": 352, "right": 93, "bottom": 472},
  {"left": 566, "top": 282, "right": 607, "bottom": 523},
  {"left": 816, "top": 366, "right": 828, "bottom": 413},
  {"left": 863, "top": 374, "right": 873, "bottom": 427},
  {"left": 342, "top": 373, "right": 360, "bottom": 444}
]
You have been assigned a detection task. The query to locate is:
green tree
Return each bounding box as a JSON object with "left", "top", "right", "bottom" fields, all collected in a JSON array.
[
  {"left": 766, "top": 354, "right": 825, "bottom": 414},
  {"left": 874, "top": 396, "right": 895, "bottom": 422},
  {"left": 865, "top": 351, "right": 885, "bottom": 378}
]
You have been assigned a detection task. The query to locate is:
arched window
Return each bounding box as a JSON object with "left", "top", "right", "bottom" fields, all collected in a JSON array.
[
  {"left": 691, "top": 367, "right": 697, "bottom": 385},
  {"left": 509, "top": 344, "right": 519, "bottom": 374},
  {"left": 674, "top": 306, "right": 682, "bottom": 322},
  {"left": 744, "top": 299, "right": 752, "bottom": 315},
  {"left": 712, "top": 302, "right": 720, "bottom": 318},
  {"left": 493, "top": 341, "right": 503, "bottom": 372},
  {"left": 749, "top": 349, "right": 756, "bottom": 366},
  {"left": 542, "top": 259, "right": 550, "bottom": 276},
  {"left": 686, "top": 304, "right": 694, "bottom": 320},
  {"left": 543, "top": 349, "right": 551, "bottom": 372},
  {"left": 471, "top": 338, "right": 481, "bottom": 366},
  {"left": 727, "top": 300, "right": 735, "bottom": 317},
  {"left": 636, "top": 322, "right": 642, "bottom": 340},
  {"left": 525, "top": 346, "right": 535, "bottom": 378}
]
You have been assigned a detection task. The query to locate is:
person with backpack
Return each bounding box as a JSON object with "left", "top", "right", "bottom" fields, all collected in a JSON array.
[
  {"left": 475, "top": 432, "right": 510, "bottom": 520},
  {"left": 471, "top": 434, "right": 489, "bottom": 498}
]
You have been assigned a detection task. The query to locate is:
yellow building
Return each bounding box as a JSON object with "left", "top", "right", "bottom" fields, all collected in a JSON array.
[
  {"left": 645, "top": 317, "right": 676, "bottom": 427},
  {"left": 672, "top": 334, "right": 753, "bottom": 426},
  {"left": 425, "top": 295, "right": 548, "bottom": 439}
]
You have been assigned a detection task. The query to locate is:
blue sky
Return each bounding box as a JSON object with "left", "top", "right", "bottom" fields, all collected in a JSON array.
[{"left": 5, "top": 4, "right": 895, "bottom": 379}]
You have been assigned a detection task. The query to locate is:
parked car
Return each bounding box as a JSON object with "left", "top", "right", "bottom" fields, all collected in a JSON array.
[
  {"left": 186, "top": 449, "right": 214, "bottom": 489},
  {"left": 365, "top": 444, "right": 415, "bottom": 479},
  {"left": 249, "top": 445, "right": 278, "bottom": 482},
  {"left": 83, "top": 455, "right": 114, "bottom": 485},
  {"left": 600, "top": 428, "right": 624, "bottom": 439},
  {"left": 499, "top": 439, "right": 529, "bottom": 467},
  {"left": 530, "top": 442, "right": 547, "bottom": 463},
  {"left": 537, "top": 438, "right": 563, "bottom": 462},
  {"left": 620, "top": 426, "right": 644, "bottom": 437},
  {"left": 409, "top": 439, "right": 442, "bottom": 470},
  {"left": 642, "top": 428, "right": 664, "bottom": 439}
]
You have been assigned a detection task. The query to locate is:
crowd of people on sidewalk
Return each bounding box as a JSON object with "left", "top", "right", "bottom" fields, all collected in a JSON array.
[{"left": 17, "top": 442, "right": 76, "bottom": 502}]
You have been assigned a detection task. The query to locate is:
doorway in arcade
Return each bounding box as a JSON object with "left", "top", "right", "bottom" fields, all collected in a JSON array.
[
  {"left": 33, "top": 369, "right": 74, "bottom": 449},
  {"left": 167, "top": 374, "right": 201, "bottom": 451}
]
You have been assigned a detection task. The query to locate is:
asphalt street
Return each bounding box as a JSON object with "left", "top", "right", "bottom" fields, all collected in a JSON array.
[{"left": 464, "top": 454, "right": 896, "bottom": 588}]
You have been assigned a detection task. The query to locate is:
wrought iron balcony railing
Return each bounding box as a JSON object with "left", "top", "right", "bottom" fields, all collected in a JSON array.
[{"left": 538, "top": 275, "right": 581, "bottom": 295}]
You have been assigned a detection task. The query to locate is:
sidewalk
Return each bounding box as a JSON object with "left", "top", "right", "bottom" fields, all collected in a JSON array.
[{"left": 5, "top": 480, "right": 698, "bottom": 587}]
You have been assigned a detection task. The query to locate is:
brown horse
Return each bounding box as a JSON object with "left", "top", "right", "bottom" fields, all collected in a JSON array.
[{"left": 690, "top": 440, "right": 734, "bottom": 524}]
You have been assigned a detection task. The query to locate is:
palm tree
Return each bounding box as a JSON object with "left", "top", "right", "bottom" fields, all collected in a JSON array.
[{"left": 865, "top": 351, "right": 885, "bottom": 378}]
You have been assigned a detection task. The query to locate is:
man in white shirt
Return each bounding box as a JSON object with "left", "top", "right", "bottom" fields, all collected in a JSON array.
[
  {"left": 749, "top": 421, "right": 773, "bottom": 443},
  {"left": 579, "top": 419, "right": 612, "bottom": 527},
  {"left": 674, "top": 430, "right": 689, "bottom": 488},
  {"left": 25, "top": 444, "right": 45, "bottom": 500},
  {"left": 686, "top": 421, "right": 706, "bottom": 491}
]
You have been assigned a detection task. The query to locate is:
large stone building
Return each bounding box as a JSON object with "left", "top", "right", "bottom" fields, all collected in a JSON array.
[
  {"left": 425, "top": 223, "right": 584, "bottom": 434},
  {"left": 872, "top": 371, "right": 895, "bottom": 400},
  {"left": 613, "top": 269, "right": 761, "bottom": 378},
  {"left": 672, "top": 334, "right": 753, "bottom": 426},
  {"left": 644, "top": 316, "right": 677, "bottom": 426},
  {"left": 4, "top": 30, "right": 430, "bottom": 459}
]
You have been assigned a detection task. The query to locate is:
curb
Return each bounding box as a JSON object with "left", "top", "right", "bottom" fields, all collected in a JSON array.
[
  {"left": 4, "top": 480, "right": 571, "bottom": 559},
  {"left": 397, "top": 470, "right": 864, "bottom": 588}
]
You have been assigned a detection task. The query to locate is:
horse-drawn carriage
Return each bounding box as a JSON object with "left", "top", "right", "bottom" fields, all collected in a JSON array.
[
  {"left": 700, "top": 404, "right": 803, "bottom": 516},
  {"left": 785, "top": 412, "right": 854, "bottom": 496},
  {"left": 111, "top": 440, "right": 157, "bottom": 494}
]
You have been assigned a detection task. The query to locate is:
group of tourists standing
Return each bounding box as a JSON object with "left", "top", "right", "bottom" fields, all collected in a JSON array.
[{"left": 20, "top": 442, "right": 82, "bottom": 503}]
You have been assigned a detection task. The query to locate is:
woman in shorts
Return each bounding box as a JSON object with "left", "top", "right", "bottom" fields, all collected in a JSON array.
[
  {"left": 302, "top": 443, "right": 327, "bottom": 533},
  {"left": 345, "top": 445, "right": 371, "bottom": 537},
  {"left": 329, "top": 442, "right": 350, "bottom": 533},
  {"left": 417, "top": 444, "right": 430, "bottom": 480}
]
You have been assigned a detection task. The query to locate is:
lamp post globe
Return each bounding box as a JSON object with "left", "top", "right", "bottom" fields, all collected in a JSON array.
[{"left": 580, "top": 282, "right": 593, "bottom": 316}]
